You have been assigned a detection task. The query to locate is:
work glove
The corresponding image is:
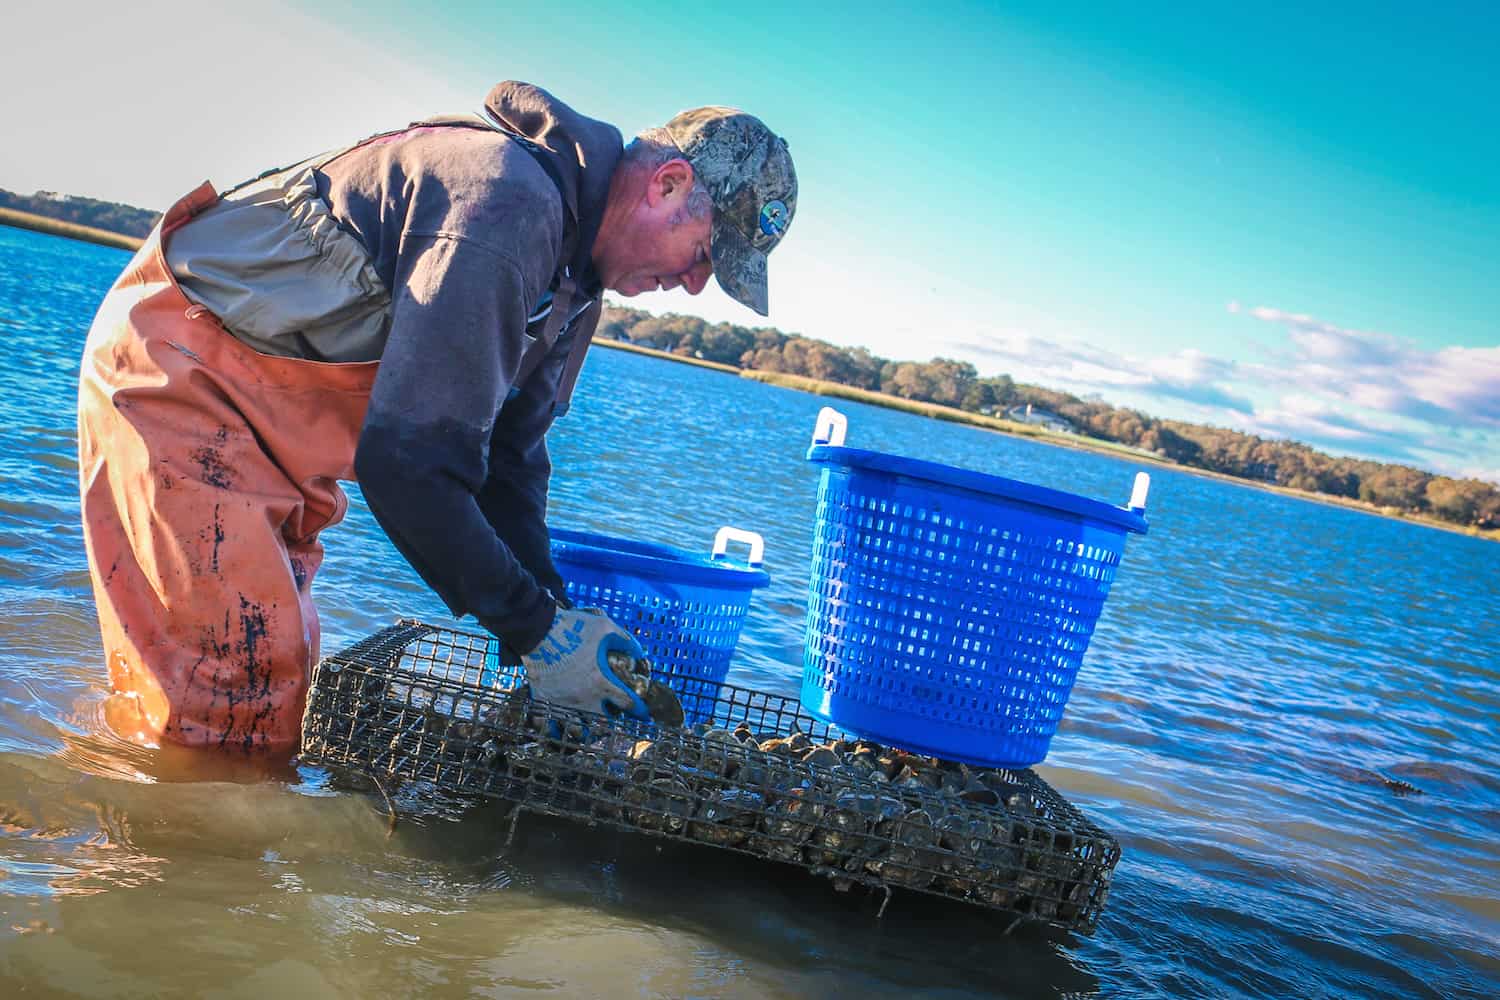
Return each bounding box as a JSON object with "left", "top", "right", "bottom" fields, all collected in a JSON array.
[{"left": 520, "top": 606, "right": 652, "bottom": 721}]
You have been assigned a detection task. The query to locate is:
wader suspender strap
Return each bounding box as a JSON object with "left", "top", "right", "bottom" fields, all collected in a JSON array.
[
  {"left": 548, "top": 296, "right": 598, "bottom": 416},
  {"left": 515, "top": 272, "right": 577, "bottom": 389}
]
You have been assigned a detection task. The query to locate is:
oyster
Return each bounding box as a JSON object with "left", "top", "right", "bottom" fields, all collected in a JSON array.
[
  {"left": 642, "top": 681, "right": 685, "bottom": 728},
  {"left": 864, "top": 808, "right": 940, "bottom": 889},
  {"left": 603, "top": 649, "right": 684, "bottom": 728},
  {"left": 689, "top": 788, "right": 763, "bottom": 846},
  {"left": 623, "top": 775, "right": 694, "bottom": 834},
  {"left": 605, "top": 648, "right": 651, "bottom": 697}
]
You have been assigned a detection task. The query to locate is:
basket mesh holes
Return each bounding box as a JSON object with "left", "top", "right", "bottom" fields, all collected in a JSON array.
[{"left": 804, "top": 476, "right": 1131, "bottom": 757}]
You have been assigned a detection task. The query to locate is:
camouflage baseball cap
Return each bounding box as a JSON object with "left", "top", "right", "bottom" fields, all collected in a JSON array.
[{"left": 665, "top": 106, "right": 796, "bottom": 316}]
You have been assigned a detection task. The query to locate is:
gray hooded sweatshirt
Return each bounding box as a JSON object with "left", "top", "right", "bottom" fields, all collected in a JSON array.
[{"left": 166, "top": 81, "right": 623, "bottom": 654}]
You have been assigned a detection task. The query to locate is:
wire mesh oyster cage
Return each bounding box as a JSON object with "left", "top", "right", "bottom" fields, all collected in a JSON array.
[{"left": 299, "top": 622, "right": 1122, "bottom": 935}]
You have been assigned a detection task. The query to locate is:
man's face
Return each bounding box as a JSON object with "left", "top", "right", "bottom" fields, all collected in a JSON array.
[{"left": 597, "top": 160, "right": 714, "bottom": 299}]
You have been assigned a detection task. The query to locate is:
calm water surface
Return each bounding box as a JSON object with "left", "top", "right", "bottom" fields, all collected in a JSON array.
[{"left": 1, "top": 225, "right": 1496, "bottom": 998}]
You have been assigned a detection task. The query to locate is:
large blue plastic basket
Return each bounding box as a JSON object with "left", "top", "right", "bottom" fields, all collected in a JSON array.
[
  {"left": 799, "top": 408, "right": 1149, "bottom": 767},
  {"left": 547, "top": 526, "right": 770, "bottom": 724}
]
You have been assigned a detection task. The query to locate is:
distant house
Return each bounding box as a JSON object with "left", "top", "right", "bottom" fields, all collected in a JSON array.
[{"left": 1004, "top": 404, "right": 1075, "bottom": 434}]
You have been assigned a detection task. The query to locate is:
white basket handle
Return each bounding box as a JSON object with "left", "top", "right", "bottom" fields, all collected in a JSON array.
[
  {"left": 812, "top": 406, "right": 848, "bottom": 447},
  {"left": 1129, "top": 472, "right": 1151, "bottom": 512},
  {"left": 712, "top": 526, "right": 765, "bottom": 567}
]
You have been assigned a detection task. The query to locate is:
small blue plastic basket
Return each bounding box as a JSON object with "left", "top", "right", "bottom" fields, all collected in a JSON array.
[
  {"left": 545, "top": 526, "right": 770, "bottom": 724},
  {"left": 799, "top": 408, "right": 1149, "bottom": 767}
]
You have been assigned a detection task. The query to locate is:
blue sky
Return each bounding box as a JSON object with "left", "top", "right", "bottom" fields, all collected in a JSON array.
[{"left": 4, "top": 1, "right": 1497, "bottom": 481}]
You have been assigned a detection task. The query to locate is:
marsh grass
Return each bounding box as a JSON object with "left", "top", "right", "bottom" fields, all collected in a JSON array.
[
  {"left": 1, "top": 207, "right": 143, "bottom": 251},
  {"left": 592, "top": 337, "right": 741, "bottom": 373}
]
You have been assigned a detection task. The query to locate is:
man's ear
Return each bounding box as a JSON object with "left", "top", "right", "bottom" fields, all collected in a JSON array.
[{"left": 646, "top": 158, "right": 695, "bottom": 207}]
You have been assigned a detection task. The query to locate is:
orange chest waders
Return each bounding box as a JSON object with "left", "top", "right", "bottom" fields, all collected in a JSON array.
[{"left": 77, "top": 183, "right": 378, "bottom": 752}]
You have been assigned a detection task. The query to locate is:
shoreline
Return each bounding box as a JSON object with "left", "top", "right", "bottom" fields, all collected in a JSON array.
[
  {"left": 594, "top": 338, "right": 1500, "bottom": 544},
  {"left": 1, "top": 208, "right": 145, "bottom": 252},
  {"left": 6, "top": 217, "right": 1491, "bottom": 545}
]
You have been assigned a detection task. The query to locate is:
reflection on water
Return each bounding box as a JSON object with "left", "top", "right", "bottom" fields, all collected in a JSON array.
[{"left": 2, "top": 225, "right": 1498, "bottom": 998}]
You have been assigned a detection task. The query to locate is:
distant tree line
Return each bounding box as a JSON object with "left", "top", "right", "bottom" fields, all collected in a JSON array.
[
  {"left": 0, "top": 188, "right": 160, "bottom": 238},
  {"left": 598, "top": 304, "right": 1500, "bottom": 531}
]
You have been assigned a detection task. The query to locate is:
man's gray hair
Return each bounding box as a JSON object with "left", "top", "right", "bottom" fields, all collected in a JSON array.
[{"left": 624, "top": 127, "right": 714, "bottom": 221}]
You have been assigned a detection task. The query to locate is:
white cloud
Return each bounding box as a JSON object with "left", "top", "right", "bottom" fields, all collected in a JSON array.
[
  {"left": 1232, "top": 304, "right": 1409, "bottom": 368},
  {"left": 950, "top": 333, "right": 1255, "bottom": 413},
  {"left": 1226, "top": 306, "right": 1500, "bottom": 479},
  {"left": 946, "top": 305, "right": 1500, "bottom": 483},
  {"left": 1410, "top": 346, "right": 1500, "bottom": 424},
  {"left": 1231, "top": 303, "right": 1500, "bottom": 430},
  {"left": 1243, "top": 397, "right": 1391, "bottom": 445}
]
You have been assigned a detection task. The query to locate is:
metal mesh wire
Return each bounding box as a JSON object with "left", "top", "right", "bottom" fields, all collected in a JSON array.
[{"left": 300, "top": 622, "right": 1121, "bottom": 934}]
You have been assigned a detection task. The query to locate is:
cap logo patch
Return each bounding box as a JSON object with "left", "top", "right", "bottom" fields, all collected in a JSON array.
[{"left": 759, "top": 199, "right": 789, "bottom": 237}]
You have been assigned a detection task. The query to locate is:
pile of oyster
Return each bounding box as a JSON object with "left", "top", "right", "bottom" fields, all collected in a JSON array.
[{"left": 484, "top": 685, "right": 1106, "bottom": 926}]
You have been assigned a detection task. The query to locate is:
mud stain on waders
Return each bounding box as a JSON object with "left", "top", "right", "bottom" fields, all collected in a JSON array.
[
  {"left": 199, "top": 599, "right": 277, "bottom": 753},
  {"left": 190, "top": 427, "right": 235, "bottom": 489},
  {"left": 210, "top": 504, "right": 224, "bottom": 574},
  {"left": 232, "top": 595, "right": 276, "bottom": 752}
]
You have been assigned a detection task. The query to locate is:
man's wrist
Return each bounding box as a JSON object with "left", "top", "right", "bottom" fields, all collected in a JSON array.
[{"left": 486, "top": 592, "right": 559, "bottom": 657}]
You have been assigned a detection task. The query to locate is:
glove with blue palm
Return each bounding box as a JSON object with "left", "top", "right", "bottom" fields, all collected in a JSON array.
[{"left": 520, "top": 606, "right": 652, "bottom": 721}]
